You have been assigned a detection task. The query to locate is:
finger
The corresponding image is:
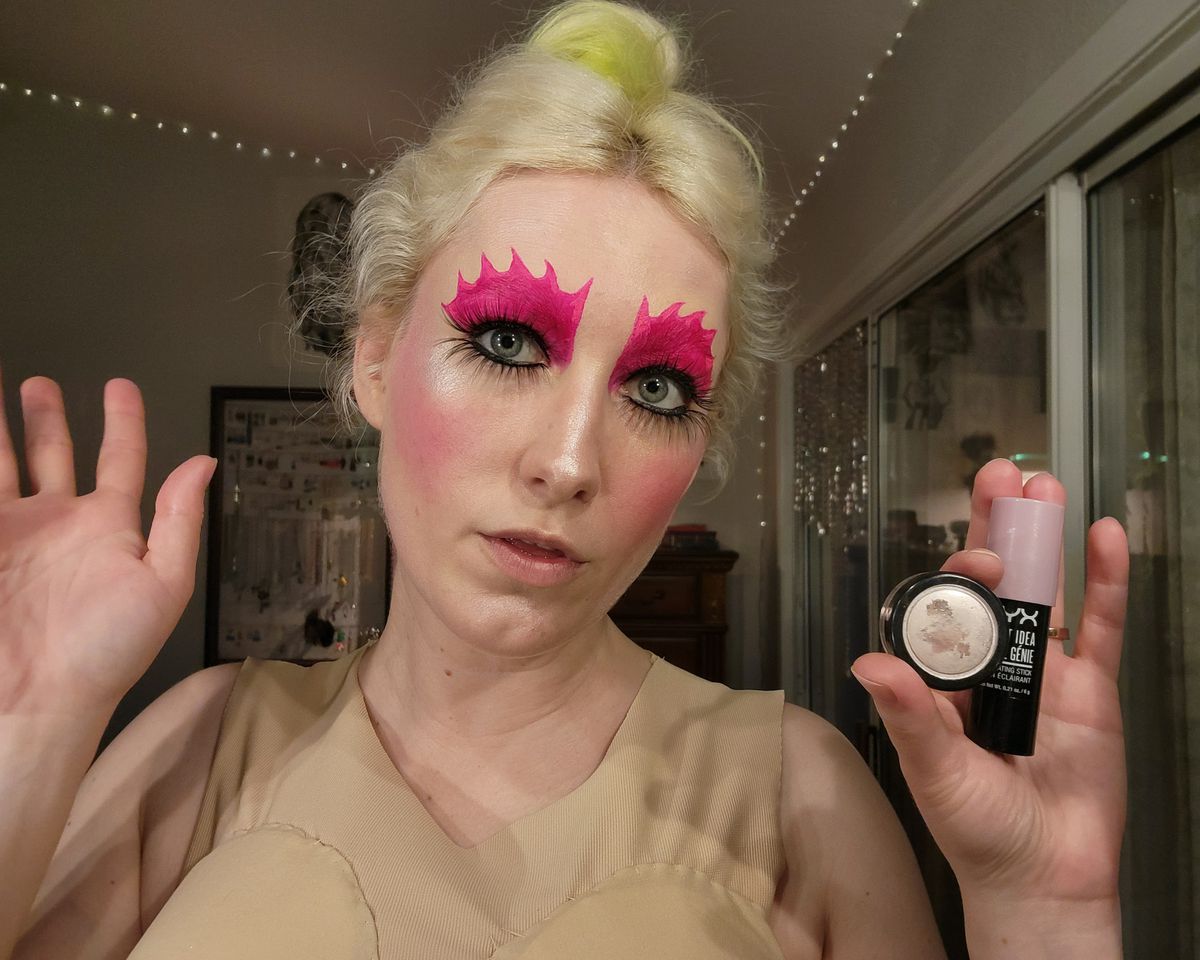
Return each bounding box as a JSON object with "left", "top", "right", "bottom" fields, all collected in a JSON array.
[
  {"left": 1022, "top": 472, "right": 1068, "bottom": 627},
  {"left": 1074, "top": 517, "right": 1130, "bottom": 681},
  {"left": 144, "top": 455, "right": 218, "bottom": 604},
  {"left": 940, "top": 547, "right": 1004, "bottom": 591},
  {"left": 964, "top": 458, "right": 1023, "bottom": 550},
  {"left": 851, "top": 652, "right": 967, "bottom": 793},
  {"left": 95, "top": 379, "right": 148, "bottom": 501},
  {"left": 20, "top": 377, "right": 77, "bottom": 495},
  {"left": 0, "top": 365, "right": 19, "bottom": 501}
]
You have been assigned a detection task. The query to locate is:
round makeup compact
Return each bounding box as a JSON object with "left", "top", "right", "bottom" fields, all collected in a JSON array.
[{"left": 879, "top": 572, "right": 1007, "bottom": 690}]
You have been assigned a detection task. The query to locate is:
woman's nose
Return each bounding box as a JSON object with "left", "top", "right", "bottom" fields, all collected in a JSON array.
[{"left": 517, "top": 379, "right": 605, "bottom": 507}]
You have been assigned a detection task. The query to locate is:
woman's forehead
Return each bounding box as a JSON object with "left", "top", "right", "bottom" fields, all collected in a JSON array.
[{"left": 439, "top": 171, "right": 729, "bottom": 320}]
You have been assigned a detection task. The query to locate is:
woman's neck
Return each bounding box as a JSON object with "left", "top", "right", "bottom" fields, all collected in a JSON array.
[{"left": 356, "top": 580, "right": 651, "bottom": 750}]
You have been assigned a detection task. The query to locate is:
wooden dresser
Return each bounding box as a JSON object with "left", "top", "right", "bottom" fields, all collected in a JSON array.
[{"left": 609, "top": 549, "right": 739, "bottom": 682}]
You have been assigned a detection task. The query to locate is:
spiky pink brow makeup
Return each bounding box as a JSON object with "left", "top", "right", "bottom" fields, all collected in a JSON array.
[
  {"left": 442, "top": 249, "right": 592, "bottom": 365},
  {"left": 608, "top": 297, "right": 716, "bottom": 394}
]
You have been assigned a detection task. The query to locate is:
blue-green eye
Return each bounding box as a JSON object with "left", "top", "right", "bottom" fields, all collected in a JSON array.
[
  {"left": 471, "top": 325, "right": 546, "bottom": 366},
  {"left": 625, "top": 369, "right": 690, "bottom": 413}
]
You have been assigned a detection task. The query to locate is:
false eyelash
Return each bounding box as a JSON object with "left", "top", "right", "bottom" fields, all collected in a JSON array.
[
  {"left": 441, "top": 305, "right": 551, "bottom": 367},
  {"left": 443, "top": 302, "right": 551, "bottom": 352},
  {"left": 620, "top": 395, "right": 712, "bottom": 442},
  {"left": 441, "top": 335, "right": 548, "bottom": 385}
]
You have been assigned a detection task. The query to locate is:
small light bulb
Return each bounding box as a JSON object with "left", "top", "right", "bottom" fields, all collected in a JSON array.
[
  {"left": 867, "top": 72, "right": 874, "bottom": 79},
  {"left": 156, "top": 121, "right": 164, "bottom": 129},
  {"left": 832, "top": 140, "right": 838, "bottom": 148},
  {"left": 818, "top": 154, "right": 826, "bottom": 163},
  {"left": 816, "top": 170, "right": 822, "bottom": 177},
  {"left": 210, "top": 130, "right": 219, "bottom": 140},
  {"left": 235, "top": 141, "right": 243, "bottom": 150},
  {"left": 851, "top": 109, "right": 859, "bottom": 117},
  {"left": 74, "top": 99, "right": 82, "bottom": 108},
  {"left": 841, "top": 123, "right": 847, "bottom": 131},
  {"left": 181, "top": 125, "right": 189, "bottom": 134},
  {"left": 314, "top": 157, "right": 321, "bottom": 165},
  {"left": 288, "top": 150, "right": 296, "bottom": 158},
  {"left": 808, "top": 180, "right": 814, "bottom": 187},
  {"left": 0, "top": 83, "right": 7, "bottom": 91},
  {"left": 760, "top": 520, "right": 767, "bottom": 527},
  {"left": 50, "top": 93, "right": 59, "bottom": 102},
  {"left": 886, "top": 48, "right": 894, "bottom": 56},
  {"left": 368, "top": 167, "right": 376, "bottom": 176},
  {"left": 101, "top": 105, "right": 112, "bottom": 116},
  {"left": 261, "top": 147, "right": 271, "bottom": 157},
  {"left": 896, "top": 31, "right": 903, "bottom": 38},
  {"left": 340, "top": 161, "right": 348, "bottom": 169},
  {"left": 793, "top": 197, "right": 801, "bottom": 206},
  {"left": 130, "top": 111, "right": 138, "bottom": 119},
  {"left": 23, "top": 88, "right": 32, "bottom": 96},
  {"left": 858, "top": 94, "right": 866, "bottom": 102},
  {"left": 801, "top": 188, "right": 808, "bottom": 195}
]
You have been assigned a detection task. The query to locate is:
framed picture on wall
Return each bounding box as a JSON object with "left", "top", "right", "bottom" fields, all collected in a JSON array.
[{"left": 204, "top": 386, "right": 390, "bottom": 666}]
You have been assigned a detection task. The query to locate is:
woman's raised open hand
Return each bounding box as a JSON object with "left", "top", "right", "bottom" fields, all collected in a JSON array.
[
  {"left": 0, "top": 372, "right": 215, "bottom": 720},
  {"left": 852, "top": 458, "right": 1129, "bottom": 957}
]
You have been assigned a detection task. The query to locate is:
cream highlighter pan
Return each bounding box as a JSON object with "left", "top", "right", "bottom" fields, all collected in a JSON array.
[{"left": 441, "top": 249, "right": 591, "bottom": 366}]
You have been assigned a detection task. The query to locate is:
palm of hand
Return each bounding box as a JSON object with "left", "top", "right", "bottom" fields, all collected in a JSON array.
[
  {"left": 0, "top": 375, "right": 215, "bottom": 718},
  {"left": 923, "top": 641, "right": 1125, "bottom": 903}
]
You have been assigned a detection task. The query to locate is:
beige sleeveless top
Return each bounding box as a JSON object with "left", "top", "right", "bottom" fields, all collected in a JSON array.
[{"left": 131, "top": 643, "right": 787, "bottom": 959}]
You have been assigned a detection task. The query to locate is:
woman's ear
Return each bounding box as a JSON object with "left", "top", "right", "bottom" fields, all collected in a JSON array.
[{"left": 352, "top": 323, "right": 391, "bottom": 430}]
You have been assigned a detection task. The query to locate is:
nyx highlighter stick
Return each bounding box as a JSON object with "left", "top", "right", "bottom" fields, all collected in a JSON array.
[{"left": 967, "top": 497, "right": 1065, "bottom": 756}]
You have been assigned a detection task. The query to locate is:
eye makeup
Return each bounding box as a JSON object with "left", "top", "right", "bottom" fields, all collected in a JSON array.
[
  {"left": 441, "top": 249, "right": 592, "bottom": 367},
  {"left": 608, "top": 297, "right": 716, "bottom": 396}
]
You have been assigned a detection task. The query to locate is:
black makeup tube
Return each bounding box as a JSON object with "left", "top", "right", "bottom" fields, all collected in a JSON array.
[{"left": 967, "top": 497, "right": 1065, "bottom": 756}]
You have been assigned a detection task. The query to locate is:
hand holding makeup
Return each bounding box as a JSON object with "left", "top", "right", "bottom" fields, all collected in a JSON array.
[
  {"left": 0, "top": 373, "right": 216, "bottom": 720},
  {"left": 852, "top": 458, "right": 1129, "bottom": 955}
]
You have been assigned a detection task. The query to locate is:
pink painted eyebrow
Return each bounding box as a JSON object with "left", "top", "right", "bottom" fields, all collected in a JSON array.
[
  {"left": 608, "top": 297, "right": 716, "bottom": 394},
  {"left": 441, "top": 249, "right": 592, "bottom": 366}
]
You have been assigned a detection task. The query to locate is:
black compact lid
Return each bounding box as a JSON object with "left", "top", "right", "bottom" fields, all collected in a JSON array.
[{"left": 879, "top": 571, "right": 1007, "bottom": 691}]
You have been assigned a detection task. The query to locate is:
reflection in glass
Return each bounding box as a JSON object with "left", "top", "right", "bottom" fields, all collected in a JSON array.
[
  {"left": 878, "top": 203, "right": 1048, "bottom": 590},
  {"left": 1091, "top": 117, "right": 1200, "bottom": 959},
  {"left": 793, "top": 323, "right": 869, "bottom": 741}
]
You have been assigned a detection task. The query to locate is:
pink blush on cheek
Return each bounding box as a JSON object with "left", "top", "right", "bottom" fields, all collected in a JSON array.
[
  {"left": 383, "top": 366, "right": 475, "bottom": 498},
  {"left": 608, "top": 298, "right": 716, "bottom": 394},
  {"left": 442, "top": 248, "right": 592, "bottom": 366},
  {"left": 613, "top": 453, "right": 699, "bottom": 539}
]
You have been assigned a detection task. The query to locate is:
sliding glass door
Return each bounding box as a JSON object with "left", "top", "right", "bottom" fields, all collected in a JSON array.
[{"left": 1090, "top": 115, "right": 1200, "bottom": 960}]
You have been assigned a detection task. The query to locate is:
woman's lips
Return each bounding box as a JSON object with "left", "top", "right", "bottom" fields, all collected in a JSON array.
[{"left": 480, "top": 534, "right": 585, "bottom": 587}]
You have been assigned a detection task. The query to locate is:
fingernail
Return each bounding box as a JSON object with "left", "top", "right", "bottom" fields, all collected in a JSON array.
[
  {"left": 967, "top": 548, "right": 1000, "bottom": 561},
  {"left": 851, "top": 670, "right": 897, "bottom": 706}
]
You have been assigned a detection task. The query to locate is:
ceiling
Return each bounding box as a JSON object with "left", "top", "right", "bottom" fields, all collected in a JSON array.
[{"left": 2, "top": 0, "right": 915, "bottom": 219}]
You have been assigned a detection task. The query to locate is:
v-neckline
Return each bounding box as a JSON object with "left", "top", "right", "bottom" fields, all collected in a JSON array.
[{"left": 349, "top": 649, "right": 660, "bottom": 853}]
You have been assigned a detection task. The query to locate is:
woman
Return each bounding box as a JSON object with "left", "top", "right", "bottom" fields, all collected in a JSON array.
[{"left": 2, "top": 2, "right": 1128, "bottom": 957}]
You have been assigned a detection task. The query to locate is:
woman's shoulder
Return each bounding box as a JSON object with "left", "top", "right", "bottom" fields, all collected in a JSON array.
[{"left": 779, "top": 703, "right": 883, "bottom": 810}]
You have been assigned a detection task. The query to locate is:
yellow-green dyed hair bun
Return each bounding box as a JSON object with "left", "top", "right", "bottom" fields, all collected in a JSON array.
[{"left": 529, "top": 1, "right": 683, "bottom": 105}]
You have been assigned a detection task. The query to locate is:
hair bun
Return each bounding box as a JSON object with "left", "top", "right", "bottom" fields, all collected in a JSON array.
[{"left": 528, "top": 1, "right": 684, "bottom": 104}]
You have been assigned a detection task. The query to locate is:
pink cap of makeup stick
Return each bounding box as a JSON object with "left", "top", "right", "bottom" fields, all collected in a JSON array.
[{"left": 985, "top": 497, "right": 1065, "bottom": 608}]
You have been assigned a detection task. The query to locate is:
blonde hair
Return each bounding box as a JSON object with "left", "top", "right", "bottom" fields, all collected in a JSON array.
[{"left": 325, "top": 0, "right": 785, "bottom": 486}]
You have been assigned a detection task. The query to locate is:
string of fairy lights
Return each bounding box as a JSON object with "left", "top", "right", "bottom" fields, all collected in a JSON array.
[
  {"left": 771, "top": 0, "right": 922, "bottom": 247},
  {"left": 0, "top": 81, "right": 377, "bottom": 177}
]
